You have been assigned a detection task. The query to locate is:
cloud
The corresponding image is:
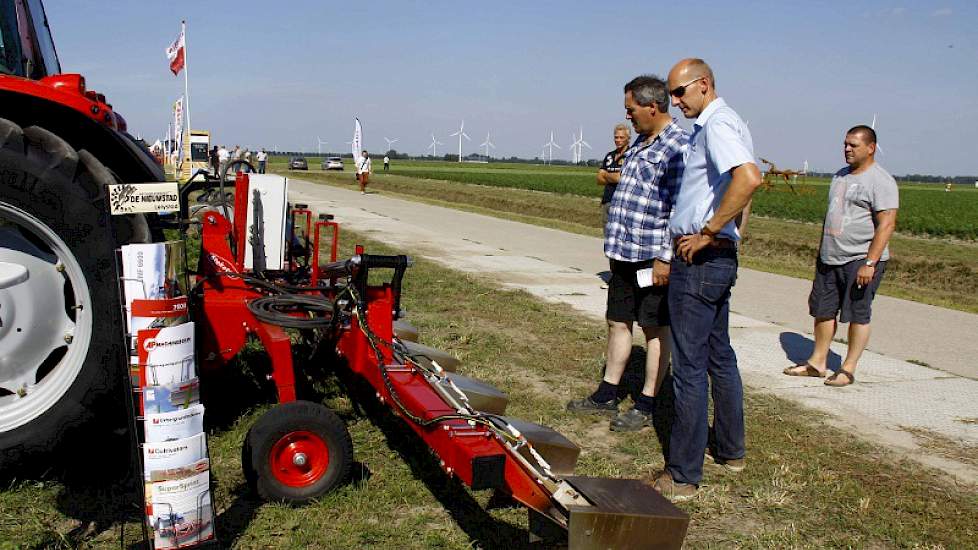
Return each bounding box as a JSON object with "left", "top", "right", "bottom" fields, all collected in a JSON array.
[
  {"left": 890, "top": 7, "right": 906, "bottom": 16},
  {"left": 932, "top": 7, "right": 952, "bottom": 16}
]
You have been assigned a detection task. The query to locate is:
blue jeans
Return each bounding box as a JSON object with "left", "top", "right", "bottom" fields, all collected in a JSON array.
[{"left": 666, "top": 248, "right": 744, "bottom": 485}]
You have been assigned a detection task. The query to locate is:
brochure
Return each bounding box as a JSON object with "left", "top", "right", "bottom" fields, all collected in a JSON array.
[
  {"left": 150, "top": 471, "right": 214, "bottom": 549},
  {"left": 121, "top": 241, "right": 187, "bottom": 346},
  {"left": 137, "top": 322, "right": 196, "bottom": 386},
  {"left": 143, "top": 433, "right": 209, "bottom": 482},
  {"left": 144, "top": 404, "right": 205, "bottom": 443}
]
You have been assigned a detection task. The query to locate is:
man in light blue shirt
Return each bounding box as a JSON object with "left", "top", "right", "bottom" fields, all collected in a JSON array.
[{"left": 652, "top": 58, "right": 763, "bottom": 501}]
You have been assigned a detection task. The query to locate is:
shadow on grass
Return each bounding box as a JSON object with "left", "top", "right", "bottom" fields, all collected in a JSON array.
[
  {"left": 615, "top": 345, "right": 676, "bottom": 461},
  {"left": 336, "top": 370, "right": 545, "bottom": 549},
  {"left": 779, "top": 332, "right": 842, "bottom": 372}
]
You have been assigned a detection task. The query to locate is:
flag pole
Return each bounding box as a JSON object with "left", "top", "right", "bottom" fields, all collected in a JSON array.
[{"left": 181, "top": 20, "right": 191, "bottom": 144}]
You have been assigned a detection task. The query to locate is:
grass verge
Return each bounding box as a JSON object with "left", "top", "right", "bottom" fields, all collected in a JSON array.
[
  {"left": 1, "top": 229, "right": 976, "bottom": 548},
  {"left": 276, "top": 164, "right": 978, "bottom": 314}
]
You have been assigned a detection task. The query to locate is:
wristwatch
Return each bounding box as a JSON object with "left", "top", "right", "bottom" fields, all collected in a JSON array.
[{"left": 864, "top": 259, "right": 876, "bottom": 267}]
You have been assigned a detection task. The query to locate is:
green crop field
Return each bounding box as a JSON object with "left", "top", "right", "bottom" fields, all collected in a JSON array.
[{"left": 273, "top": 157, "right": 978, "bottom": 240}]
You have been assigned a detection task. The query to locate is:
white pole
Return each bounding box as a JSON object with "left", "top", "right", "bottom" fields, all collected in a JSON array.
[{"left": 181, "top": 20, "right": 191, "bottom": 146}]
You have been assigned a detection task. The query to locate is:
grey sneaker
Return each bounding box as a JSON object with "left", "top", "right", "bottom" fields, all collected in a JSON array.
[
  {"left": 566, "top": 396, "right": 619, "bottom": 415},
  {"left": 705, "top": 448, "right": 746, "bottom": 473},
  {"left": 652, "top": 470, "right": 698, "bottom": 501},
  {"left": 609, "top": 407, "right": 653, "bottom": 432}
]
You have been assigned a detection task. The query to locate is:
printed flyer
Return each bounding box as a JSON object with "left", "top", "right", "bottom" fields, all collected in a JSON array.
[
  {"left": 121, "top": 241, "right": 187, "bottom": 346},
  {"left": 150, "top": 471, "right": 214, "bottom": 549},
  {"left": 144, "top": 404, "right": 205, "bottom": 443},
  {"left": 137, "top": 322, "right": 196, "bottom": 386},
  {"left": 143, "top": 433, "right": 209, "bottom": 482}
]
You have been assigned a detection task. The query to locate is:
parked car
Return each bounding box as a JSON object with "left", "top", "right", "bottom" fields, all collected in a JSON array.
[
  {"left": 289, "top": 156, "right": 308, "bottom": 170},
  {"left": 322, "top": 157, "right": 344, "bottom": 171}
]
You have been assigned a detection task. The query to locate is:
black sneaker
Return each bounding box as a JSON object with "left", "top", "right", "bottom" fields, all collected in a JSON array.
[
  {"left": 609, "top": 407, "right": 653, "bottom": 432},
  {"left": 566, "top": 396, "right": 619, "bottom": 415}
]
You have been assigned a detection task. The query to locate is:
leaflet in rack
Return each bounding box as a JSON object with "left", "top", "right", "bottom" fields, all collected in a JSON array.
[{"left": 150, "top": 471, "right": 215, "bottom": 549}]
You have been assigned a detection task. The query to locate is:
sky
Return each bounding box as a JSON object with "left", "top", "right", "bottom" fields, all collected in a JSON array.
[{"left": 47, "top": 1, "right": 977, "bottom": 176}]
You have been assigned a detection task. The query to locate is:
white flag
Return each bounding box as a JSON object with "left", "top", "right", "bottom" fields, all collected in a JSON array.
[
  {"left": 352, "top": 117, "right": 362, "bottom": 169},
  {"left": 173, "top": 97, "right": 184, "bottom": 166}
]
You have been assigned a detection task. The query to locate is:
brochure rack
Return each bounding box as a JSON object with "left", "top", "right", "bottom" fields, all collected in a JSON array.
[{"left": 116, "top": 239, "right": 218, "bottom": 550}]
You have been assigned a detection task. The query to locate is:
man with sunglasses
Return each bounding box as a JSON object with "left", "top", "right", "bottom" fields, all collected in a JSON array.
[
  {"left": 567, "top": 75, "right": 688, "bottom": 432},
  {"left": 652, "top": 59, "right": 762, "bottom": 501}
]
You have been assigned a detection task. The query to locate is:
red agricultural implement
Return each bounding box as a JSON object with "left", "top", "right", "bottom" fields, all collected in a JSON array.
[
  {"left": 177, "top": 168, "right": 689, "bottom": 547},
  {"left": 0, "top": 1, "right": 688, "bottom": 546}
]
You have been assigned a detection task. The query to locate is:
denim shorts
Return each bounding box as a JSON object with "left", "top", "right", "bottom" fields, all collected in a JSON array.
[{"left": 808, "top": 258, "right": 886, "bottom": 324}]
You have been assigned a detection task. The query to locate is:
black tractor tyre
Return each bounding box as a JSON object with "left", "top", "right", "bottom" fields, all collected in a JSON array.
[
  {"left": 0, "top": 118, "right": 152, "bottom": 476},
  {"left": 244, "top": 400, "right": 353, "bottom": 504}
]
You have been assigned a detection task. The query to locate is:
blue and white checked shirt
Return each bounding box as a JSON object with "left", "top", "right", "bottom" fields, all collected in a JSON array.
[{"left": 605, "top": 120, "right": 689, "bottom": 263}]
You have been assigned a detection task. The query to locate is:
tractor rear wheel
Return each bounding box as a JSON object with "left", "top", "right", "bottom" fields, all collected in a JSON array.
[
  {"left": 0, "top": 118, "right": 151, "bottom": 474},
  {"left": 243, "top": 400, "right": 353, "bottom": 504}
]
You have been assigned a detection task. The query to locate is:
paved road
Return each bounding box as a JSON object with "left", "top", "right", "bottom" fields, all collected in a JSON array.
[{"left": 289, "top": 179, "right": 978, "bottom": 482}]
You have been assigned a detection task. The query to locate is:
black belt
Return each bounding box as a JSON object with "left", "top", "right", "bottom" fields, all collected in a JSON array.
[{"left": 674, "top": 236, "right": 737, "bottom": 250}]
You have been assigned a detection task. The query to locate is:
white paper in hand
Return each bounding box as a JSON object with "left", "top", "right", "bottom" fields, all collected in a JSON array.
[{"left": 636, "top": 268, "right": 654, "bottom": 288}]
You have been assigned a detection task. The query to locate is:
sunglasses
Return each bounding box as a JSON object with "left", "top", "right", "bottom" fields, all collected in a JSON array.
[{"left": 669, "top": 77, "right": 704, "bottom": 98}]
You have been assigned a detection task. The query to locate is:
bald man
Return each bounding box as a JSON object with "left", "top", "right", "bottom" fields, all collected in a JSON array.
[{"left": 652, "top": 59, "right": 762, "bottom": 501}]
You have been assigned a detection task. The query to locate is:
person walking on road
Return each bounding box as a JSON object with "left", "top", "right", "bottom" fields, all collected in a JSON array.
[
  {"left": 598, "top": 123, "right": 631, "bottom": 226},
  {"left": 383, "top": 155, "right": 390, "bottom": 171},
  {"left": 653, "top": 58, "right": 762, "bottom": 501},
  {"left": 217, "top": 145, "right": 229, "bottom": 177},
  {"left": 783, "top": 126, "right": 898, "bottom": 387},
  {"left": 567, "top": 75, "right": 688, "bottom": 432},
  {"left": 209, "top": 145, "right": 219, "bottom": 177},
  {"left": 256, "top": 148, "right": 268, "bottom": 174},
  {"left": 357, "top": 150, "right": 372, "bottom": 194}
]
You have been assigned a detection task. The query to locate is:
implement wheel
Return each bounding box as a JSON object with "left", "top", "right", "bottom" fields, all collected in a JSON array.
[
  {"left": 244, "top": 400, "right": 353, "bottom": 504},
  {"left": 0, "top": 118, "right": 151, "bottom": 473}
]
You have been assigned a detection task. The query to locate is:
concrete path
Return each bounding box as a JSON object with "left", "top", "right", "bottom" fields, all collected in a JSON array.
[{"left": 288, "top": 179, "right": 978, "bottom": 482}]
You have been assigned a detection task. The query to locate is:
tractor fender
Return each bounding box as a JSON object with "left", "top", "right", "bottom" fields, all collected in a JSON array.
[{"left": 0, "top": 89, "right": 163, "bottom": 184}]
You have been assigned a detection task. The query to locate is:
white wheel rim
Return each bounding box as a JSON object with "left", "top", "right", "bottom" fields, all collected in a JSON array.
[{"left": 0, "top": 201, "right": 93, "bottom": 432}]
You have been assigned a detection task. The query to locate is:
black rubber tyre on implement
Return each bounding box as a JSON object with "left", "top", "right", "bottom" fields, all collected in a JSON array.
[
  {"left": 0, "top": 118, "right": 151, "bottom": 475},
  {"left": 243, "top": 400, "right": 353, "bottom": 504}
]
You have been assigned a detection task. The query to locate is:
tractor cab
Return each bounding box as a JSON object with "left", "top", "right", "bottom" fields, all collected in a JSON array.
[{"left": 0, "top": 0, "right": 60, "bottom": 79}]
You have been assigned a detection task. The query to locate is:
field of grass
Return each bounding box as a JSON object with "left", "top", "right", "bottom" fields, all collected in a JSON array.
[
  {"left": 279, "top": 157, "right": 978, "bottom": 240},
  {"left": 2, "top": 230, "right": 975, "bottom": 548},
  {"left": 274, "top": 162, "right": 978, "bottom": 314}
]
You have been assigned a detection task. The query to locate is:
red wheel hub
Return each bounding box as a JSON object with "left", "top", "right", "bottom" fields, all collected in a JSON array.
[{"left": 269, "top": 430, "right": 330, "bottom": 487}]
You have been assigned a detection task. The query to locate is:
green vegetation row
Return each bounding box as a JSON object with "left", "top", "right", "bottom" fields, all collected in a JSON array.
[{"left": 387, "top": 166, "right": 978, "bottom": 240}]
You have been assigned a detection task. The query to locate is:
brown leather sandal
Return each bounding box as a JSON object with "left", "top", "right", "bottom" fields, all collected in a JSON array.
[
  {"left": 783, "top": 362, "right": 826, "bottom": 378},
  {"left": 824, "top": 369, "right": 855, "bottom": 387}
]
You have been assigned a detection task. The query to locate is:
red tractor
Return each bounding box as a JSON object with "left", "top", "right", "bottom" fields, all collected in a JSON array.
[{"left": 0, "top": 0, "right": 164, "bottom": 472}]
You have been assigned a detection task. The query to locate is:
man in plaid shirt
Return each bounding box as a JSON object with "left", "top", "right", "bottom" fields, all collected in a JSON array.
[{"left": 568, "top": 75, "right": 689, "bottom": 431}]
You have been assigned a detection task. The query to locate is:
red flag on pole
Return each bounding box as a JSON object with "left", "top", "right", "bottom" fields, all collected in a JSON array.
[{"left": 165, "top": 29, "right": 185, "bottom": 75}]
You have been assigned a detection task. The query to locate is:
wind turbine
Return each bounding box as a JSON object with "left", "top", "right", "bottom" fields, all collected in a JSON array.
[
  {"left": 543, "top": 131, "right": 560, "bottom": 165},
  {"left": 449, "top": 120, "right": 470, "bottom": 162},
  {"left": 427, "top": 134, "right": 443, "bottom": 158},
  {"left": 384, "top": 136, "right": 398, "bottom": 154},
  {"left": 570, "top": 126, "right": 591, "bottom": 164},
  {"left": 317, "top": 136, "right": 328, "bottom": 156},
  {"left": 480, "top": 130, "right": 496, "bottom": 160}
]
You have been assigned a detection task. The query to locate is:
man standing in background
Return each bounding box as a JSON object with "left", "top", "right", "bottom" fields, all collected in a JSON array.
[
  {"left": 655, "top": 58, "right": 762, "bottom": 500},
  {"left": 256, "top": 148, "right": 268, "bottom": 174},
  {"left": 784, "top": 126, "right": 897, "bottom": 387},
  {"left": 384, "top": 154, "right": 390, "bottom": 171},
  {"left": 598, "top": 123, "right": 631, "bottom": 226}
]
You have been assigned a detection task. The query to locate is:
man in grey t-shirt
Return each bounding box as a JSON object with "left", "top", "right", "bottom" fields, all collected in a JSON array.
[{"left": 784, "top": 125, "right": 898, "bottom": 386}]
